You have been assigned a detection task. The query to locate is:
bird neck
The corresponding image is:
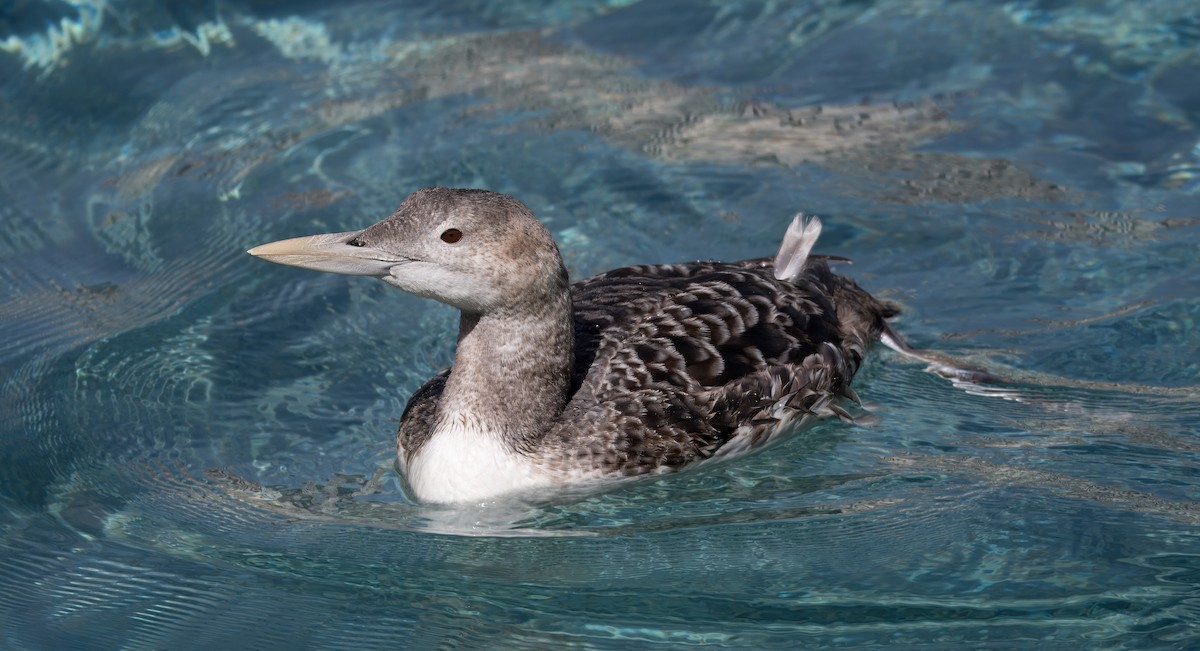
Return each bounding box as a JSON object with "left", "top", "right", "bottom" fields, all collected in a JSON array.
[{"left": 437, "top": 290, "right": 575, "bottom": 451}]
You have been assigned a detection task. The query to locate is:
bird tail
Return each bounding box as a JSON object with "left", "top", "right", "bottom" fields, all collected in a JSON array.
[{"left": 773, "top": 214, "right": 822, "bottom": 281}]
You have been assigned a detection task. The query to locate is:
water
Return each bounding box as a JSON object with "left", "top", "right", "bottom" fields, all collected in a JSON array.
[{"left": 1, "top": 0, "right": 1198, "bottom": 648}]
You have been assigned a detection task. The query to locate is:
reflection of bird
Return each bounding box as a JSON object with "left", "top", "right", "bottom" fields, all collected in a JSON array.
[{"left": 249, "top": 188, "right": 899, "bottom": 504}]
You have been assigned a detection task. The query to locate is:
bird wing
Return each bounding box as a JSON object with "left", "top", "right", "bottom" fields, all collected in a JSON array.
[{"left": 544, "top": 259, "right": 860, "bottom": 475}]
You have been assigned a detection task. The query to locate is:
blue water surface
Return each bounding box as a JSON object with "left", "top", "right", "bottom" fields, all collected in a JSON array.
[{"left": 1, "top": 0, "right": 1199, "bottom": 648}]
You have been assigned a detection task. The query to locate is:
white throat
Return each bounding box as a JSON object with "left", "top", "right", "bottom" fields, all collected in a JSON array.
[{"left": 404, "top": 411, "right": 553, "bottom": 504}]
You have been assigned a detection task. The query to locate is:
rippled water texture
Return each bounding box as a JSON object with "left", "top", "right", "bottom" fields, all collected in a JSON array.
[{"left": 1, "top": 1, "right": 1199, "bottom": 648}]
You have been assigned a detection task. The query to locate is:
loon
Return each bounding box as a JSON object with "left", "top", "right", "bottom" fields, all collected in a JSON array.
[{"left": 248, "top": 187, "right": 900, "bottom": 504}]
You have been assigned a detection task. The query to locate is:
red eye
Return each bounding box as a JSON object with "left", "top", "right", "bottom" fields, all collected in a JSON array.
[{"left": 440, "top": 228, "right": 462, "bottom": 243}]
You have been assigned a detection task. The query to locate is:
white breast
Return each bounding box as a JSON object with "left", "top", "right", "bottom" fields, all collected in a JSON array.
[{"left": 403, "top": 412, "right": 554, "bottom": 504}]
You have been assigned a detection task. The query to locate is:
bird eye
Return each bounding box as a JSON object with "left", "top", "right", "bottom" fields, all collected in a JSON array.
[
  {"left": 347, "top": 238, "right": 366, "bottom": 247},
  {"left": 440, "top": 228, "right": 463, "bottom": 244}
]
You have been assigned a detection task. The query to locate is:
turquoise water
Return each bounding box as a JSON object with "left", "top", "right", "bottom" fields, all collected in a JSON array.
[{"left": 1, "top": 0, "right": 1199, "bottom": 648}]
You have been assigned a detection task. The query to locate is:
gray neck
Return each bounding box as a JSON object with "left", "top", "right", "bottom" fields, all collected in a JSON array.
[{"left": 437, "top": 291, "right": 575, "bottom": 451}]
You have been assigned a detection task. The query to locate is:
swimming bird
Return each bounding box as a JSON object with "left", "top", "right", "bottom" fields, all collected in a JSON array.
[{"left": 248, "top": 188, "right": 899, "bottom": 504}]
